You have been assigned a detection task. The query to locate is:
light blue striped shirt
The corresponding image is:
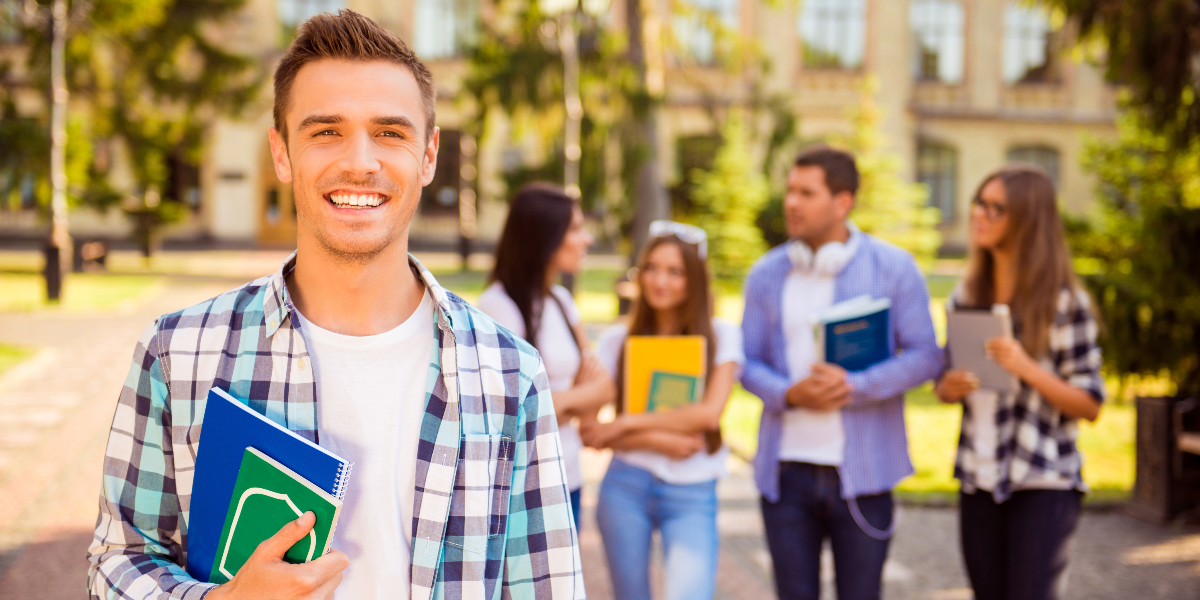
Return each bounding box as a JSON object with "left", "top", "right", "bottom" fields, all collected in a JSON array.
[{"left": 740, "top": 234, "right": 944, "bottom": 501}]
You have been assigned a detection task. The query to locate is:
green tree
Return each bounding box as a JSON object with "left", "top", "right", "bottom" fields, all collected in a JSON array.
[
  {"left": 835, "top": 78, "right": 942, "bottom": 269},
  {"left": 1069, "top": 109, "right": 1200, "bottom": 395},
  {"left": 688, "top": 116, "right": 769, "bottom": 281},
  {"left": 1045, "top": 0, "right": 1200, "bottom": 152},
  {"left": 2, "top": 0, "right": 259, "bottom": 254}
]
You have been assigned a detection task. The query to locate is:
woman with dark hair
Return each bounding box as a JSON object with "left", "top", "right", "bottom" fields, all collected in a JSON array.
[
  {"left": 477, "top": 182, "right": 613, "bottom": 528},
  {"left": 936, "top": 165, "right": 1104, "bottom": 600},
  {"left": 582, "top": 221, "right": 743, "bottom": 600}
]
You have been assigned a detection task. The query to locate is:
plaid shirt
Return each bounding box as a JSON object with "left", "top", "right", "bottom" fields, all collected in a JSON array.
[
  {"left": 86, "top": 253, "right": 585, "bottom": 600},
  {"left": 947, "top": 287, "right": 1106, "bottom": 502}
]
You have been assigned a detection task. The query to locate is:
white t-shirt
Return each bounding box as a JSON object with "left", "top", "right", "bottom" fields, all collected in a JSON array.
[
  {"left": 778, "top": 267, "right": 844, "bottom": 465},
  {"left": 294, "top": 291, "right": 434, "bottom": 600},
  {"left": 476, "top": 282, "right": 584, "bottom": 491},
  {"left": 594, "top": 319, "right": 745, "bottom": 485}
]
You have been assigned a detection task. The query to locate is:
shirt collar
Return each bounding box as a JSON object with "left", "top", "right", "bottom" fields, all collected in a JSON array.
[{"left": 262, "top": 250, "right": 457, "bottom": 338}]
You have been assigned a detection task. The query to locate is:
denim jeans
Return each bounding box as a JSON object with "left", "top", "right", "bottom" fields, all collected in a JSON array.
[
  {"left": 760, "top": 462, "right": 894, "bottom": 600},
  {"left": 569, "top": 487, "right": 582, "bottom": 533},
  {"left": 960, "top": 489, "right": 1082, "bottom": 600},
  {"left": 595, "top": 458, "right": 719, "bottom": 600}
]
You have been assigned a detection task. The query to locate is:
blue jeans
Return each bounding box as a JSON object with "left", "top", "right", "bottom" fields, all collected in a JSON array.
[
  {"left": 596, "top": 458, "right": 719, "bottom": 600},
  {"left": 760, "top": 462, "right": 894, "bottom": 600},
  {"left": 569, "top": 487, "right": 582, "bottom": 532}
]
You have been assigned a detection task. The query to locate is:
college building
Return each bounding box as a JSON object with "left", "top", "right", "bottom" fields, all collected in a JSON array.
[{"left": 0, "top": 0, "right": 1116, "bottom": 251}]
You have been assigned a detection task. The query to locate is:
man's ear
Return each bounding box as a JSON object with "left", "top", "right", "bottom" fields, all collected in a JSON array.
[
  {"left": 268, "top": 127, "right": 293, "bottom": 183},
  {"left": 420, "top": 126, "right": 440, "bottom": 187},
  {"left": 834, "top": 190, "right": 855, "bottom": 220}
]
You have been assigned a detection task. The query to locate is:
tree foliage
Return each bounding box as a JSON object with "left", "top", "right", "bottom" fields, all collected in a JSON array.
[
  {"left": 1068, "top": 110, "right": 1200, "bottom": 395},
  {"left": 1046, "top": 0, "right": 1200, "bottom": 151},
  {"left": 834, "top": 78, "right": 941, "bottom": 269},
  {"left": 1, "top": 0, "right": 260, "bottom": 250},
  {"left": 688, "top": 116, "right": 769, "bottom": 281}
]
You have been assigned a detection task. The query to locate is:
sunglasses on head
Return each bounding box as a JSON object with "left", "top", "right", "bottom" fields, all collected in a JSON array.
[{"left": 648, "top": 220, "right": 708, "bottom": 259}]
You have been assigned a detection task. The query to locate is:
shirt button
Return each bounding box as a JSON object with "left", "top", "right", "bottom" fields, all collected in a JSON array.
[
  {"left": 268, "top": 318, "right": 278, "bottom": 329},
  {"left": 298, "top": 357, "right": 307, "bottom": 371}
]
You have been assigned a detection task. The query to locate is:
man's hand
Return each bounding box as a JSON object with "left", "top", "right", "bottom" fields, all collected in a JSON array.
[
  {"left": 785, "top": 363, "right": 853, "bottom": 411},
  {"left": 207, "top": 512, "right": 348, "bottom": 600},
  {"left": 935, "top": 369, "right": 978, "bottom": 404}
]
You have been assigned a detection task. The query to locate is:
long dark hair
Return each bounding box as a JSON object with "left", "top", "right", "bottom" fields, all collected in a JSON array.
[
  {"left": 962, "top": 165, "right": 1086, "bottom": 358},
  {"left": 489, "top": 182, "right": 577, "bottom": 344}
]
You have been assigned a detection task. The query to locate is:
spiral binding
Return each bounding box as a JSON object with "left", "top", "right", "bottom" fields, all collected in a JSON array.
[{"left": 333, "top": 462, "right": 354, "bottom": 501}]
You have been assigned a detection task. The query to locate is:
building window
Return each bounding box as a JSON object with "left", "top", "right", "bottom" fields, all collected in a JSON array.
[
  {"left": 1003, "top": 3, "right": 1058, "bottom": 84},
  {"left": 278, "top": 0, "right": 344, "bottom": 45},
  {"left": 1007, "top": 145, "right": 1061, "bottom": 188},
  {"left": 910, "top": 0, "right": 964, "bottom": 84},
  {"left": 799, "top": 0, "right": 866, "bottom": 70},
  {"left": 413, "top": 0, "right": 479, "bottom": 60},
  {"left": 1, "top": 0, "right": 23, "bottom": 44},
  {"left": 673, "top": 0, "right": 739, "bottom": 66},
  {"left": 917, "top": 141, "right": 958, "bottom": 222}
]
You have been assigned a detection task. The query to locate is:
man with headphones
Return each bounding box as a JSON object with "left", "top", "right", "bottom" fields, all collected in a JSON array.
[{"left": 740, "top": 146, "right": 943, "bottom": 600}]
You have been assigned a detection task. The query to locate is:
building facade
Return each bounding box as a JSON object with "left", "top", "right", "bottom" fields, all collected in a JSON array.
[{"left": 0, "top": 0, "right": 1116, "bottom": 250}]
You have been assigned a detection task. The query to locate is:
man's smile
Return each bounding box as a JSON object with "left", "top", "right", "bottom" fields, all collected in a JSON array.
[{"left": 325, "top": 190, "right": 390, "bottom": 209}]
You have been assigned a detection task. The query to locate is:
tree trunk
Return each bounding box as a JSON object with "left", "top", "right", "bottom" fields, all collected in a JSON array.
[{"left": 626, "top": 0, "right": 669, "bottom": 263}]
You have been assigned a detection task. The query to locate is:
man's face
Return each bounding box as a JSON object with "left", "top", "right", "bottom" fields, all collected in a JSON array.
[
  {"left": 269, "top": 59, "right": 438, "bottom": 262},
  {"left": 783, "top": 165, "right": 851, "bottom": 242}
]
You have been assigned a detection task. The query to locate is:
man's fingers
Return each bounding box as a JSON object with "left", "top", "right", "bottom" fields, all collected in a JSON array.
[
  {"left": 310, "top": 571, "right": 344, "bottom": 600},
  {"left": 254, "top": 512, "right": 316, "bottom": 560},
  {"left": 306, "top": 548, "right": 350, "bottom": 582}
]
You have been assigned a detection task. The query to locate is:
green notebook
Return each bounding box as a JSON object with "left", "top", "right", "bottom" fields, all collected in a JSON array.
[
  {"left": 209, "top": 447, "right": 343, "bottom": 584},
  {"left": 646, "top": 370, "right": 703, "bottom": 412}
]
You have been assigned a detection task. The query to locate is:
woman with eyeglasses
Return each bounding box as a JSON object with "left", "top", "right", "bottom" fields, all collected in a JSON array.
[
  {"left": 936, "top": 166, "right": 1104, "bottom": 600},
  {"left": 582, "top": 221, "right": 744, "bottom": 600},
  {"left": 477, "top": 182, "right": 614, "bottom": 530}
]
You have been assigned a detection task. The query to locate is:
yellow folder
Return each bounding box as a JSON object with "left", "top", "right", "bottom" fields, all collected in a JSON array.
[{"left": 623, "top": 335, "right": 707, "bottom": 414}]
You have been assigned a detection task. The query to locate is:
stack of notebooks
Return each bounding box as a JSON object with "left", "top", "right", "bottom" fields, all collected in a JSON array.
[
  {"left": 623, "top": 336, "right": 707, "bottom": 413},
  {"left": 186, "top": 388, "right": 352, "bottom": 584}
]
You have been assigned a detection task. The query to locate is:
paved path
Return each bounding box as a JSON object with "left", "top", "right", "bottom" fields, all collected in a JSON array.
[{"left": 0, "top": 264, "right": 1197, "bottom": 599}]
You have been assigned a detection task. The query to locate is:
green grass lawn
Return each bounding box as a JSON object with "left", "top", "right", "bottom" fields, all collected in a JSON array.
[
  {"left": 0, "top": 272, "right": 163, "bottom": 312},
  {"left": 0, "top": 344, "right": 34, "bottom": 378},
  {"left": 719, "top": 382, "right": 1135, "bottom": 505}
]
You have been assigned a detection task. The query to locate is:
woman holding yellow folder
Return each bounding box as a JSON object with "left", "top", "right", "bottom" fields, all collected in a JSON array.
[
  {"left": 582, "top": 221, "right": 744, "bottom": 600},
  {"left": 936, "top": 165, "right": 1104, "bottom": 600}
]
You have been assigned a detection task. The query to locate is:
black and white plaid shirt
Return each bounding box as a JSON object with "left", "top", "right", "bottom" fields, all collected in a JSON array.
[{"left": 948, "top": 287, "right": 1105, "bottom": 502}]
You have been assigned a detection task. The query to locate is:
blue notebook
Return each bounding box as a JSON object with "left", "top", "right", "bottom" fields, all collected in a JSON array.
[
  {"left": 814, "top": 296, "right": 892, "bottom": 372},
  {"left": 186, "top": 387, "right": 352, "bottom": 583}
]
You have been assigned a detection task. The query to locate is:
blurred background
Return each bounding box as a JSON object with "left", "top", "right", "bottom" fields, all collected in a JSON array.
[{"left": 1, "top": 0, "right": 1199, "bottom": 598}]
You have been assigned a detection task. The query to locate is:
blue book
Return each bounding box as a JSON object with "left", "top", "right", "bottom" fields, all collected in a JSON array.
[
  {"left": 814, "top": 296, "right": 892, "bottom": 372},
  {"left": 186, "top": 387, "right": 352, "bottom": 583}
]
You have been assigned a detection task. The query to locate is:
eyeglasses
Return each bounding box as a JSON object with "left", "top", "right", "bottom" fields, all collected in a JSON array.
[
  {"left": 971, "top": 196, "right": 1007, "bottom": 220},
  {"left": 648, "top": 220, "right": 708, "bottom": 259}
]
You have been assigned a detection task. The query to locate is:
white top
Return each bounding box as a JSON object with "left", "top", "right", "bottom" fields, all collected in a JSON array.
[
  {"left": 778, "top": 265, "right": 844, "bottom": 465},
  {"left": 295, "top": 291, "right": 435, "bottom": 600},
  {"left": 594, "top": 319, "right": 745, "bottom": 485},
  {"left": 965, "top": 388, "right": 1000, "bottom": 492},
  {"left": 476, "top": 281, "right": 585, "bottom": 491}
]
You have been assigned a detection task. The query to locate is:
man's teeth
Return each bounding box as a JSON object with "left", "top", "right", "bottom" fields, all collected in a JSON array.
[{"left": 330, "top": 193, "right": 384, "bottom": 208}]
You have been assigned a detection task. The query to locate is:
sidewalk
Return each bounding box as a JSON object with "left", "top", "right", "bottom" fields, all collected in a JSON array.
[{"left": 0, "top": 264, "right": 1197, "bottom": 599}]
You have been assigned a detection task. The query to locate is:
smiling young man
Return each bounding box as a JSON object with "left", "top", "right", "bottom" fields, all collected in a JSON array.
[
  {"left": 86, "top": 11, "right": 584, "bottom": 600},
  {"left": 740, "top": 147, "right": 943, "bottom": 600}
]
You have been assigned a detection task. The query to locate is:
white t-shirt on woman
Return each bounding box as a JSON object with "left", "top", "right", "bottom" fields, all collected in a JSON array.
[
  {"left": 477, "top": 281, "right": 585, "bottom": 492},
  {"left": 594, "top": 318, "right": 745, "bottom": 485}
]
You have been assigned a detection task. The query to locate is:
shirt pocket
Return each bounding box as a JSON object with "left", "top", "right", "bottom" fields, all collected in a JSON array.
[{"left": 455, "top": 433, "right": 515, "bottom": 548}]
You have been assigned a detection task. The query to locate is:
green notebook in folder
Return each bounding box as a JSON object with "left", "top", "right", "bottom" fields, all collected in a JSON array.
[{"left": 210, "top": 447, "right": 343, "bottom": 584}]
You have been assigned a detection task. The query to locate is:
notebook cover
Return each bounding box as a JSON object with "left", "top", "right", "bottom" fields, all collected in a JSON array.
[
  {"left": 818, "top": 306, "right": 891, "bottom": 372},
  {"left": 187, "top": 387, "right": 350, "bottom": 582},
  {"left": 210, "top": 448, "right": 342, "bottom": 584},
  {"left": 623, "top": 336, "right": 706, "bottom": 414},
  {"left": 646, "top": 371, "right": 702, "bottom": 412}
]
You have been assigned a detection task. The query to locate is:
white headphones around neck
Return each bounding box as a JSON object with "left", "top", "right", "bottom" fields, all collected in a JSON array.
[{"left": 788, "top": 221, "right": 861, "bottom": 277}]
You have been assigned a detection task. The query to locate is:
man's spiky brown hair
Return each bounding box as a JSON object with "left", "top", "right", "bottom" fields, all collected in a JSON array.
[{"left": 273, "top": 9, "right": 436, "bottom": 144}]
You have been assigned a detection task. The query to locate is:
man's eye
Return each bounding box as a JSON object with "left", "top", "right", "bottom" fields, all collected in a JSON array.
[
  {"left": 379, "top": 130, "right": 403, "bottom": 138},
  {"left": 315, "top": 130, "right": 337, "bottom": 136}
]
